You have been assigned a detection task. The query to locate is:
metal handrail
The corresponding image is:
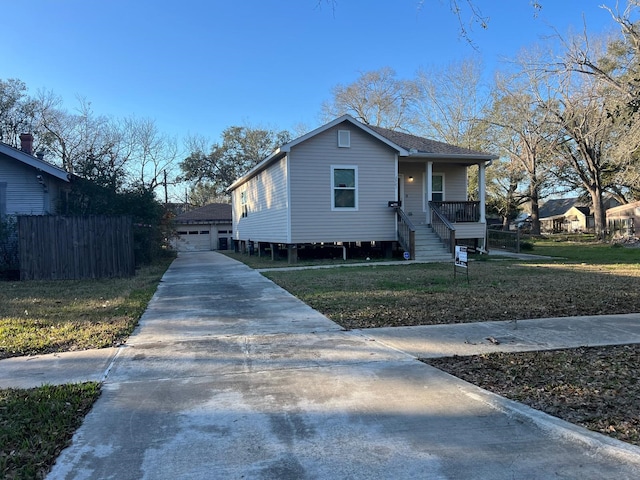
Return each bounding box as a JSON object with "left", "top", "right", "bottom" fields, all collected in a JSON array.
[
  {"left": 396, "top": 208, "right": 415, "bottom": 260},
  {"left": 430, "top": 201, "right": 480, "bottom": 222},
  {"left": 430, "top": 202, "right": 456, "bottom": 254}
]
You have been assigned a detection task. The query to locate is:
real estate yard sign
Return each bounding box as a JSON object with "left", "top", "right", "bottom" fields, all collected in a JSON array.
[
  {"left": 454, "top": 245, "right": 469, "bottom": 283},
  {"left": 455, "top": 245, "right": 467, "bottom": 268}
]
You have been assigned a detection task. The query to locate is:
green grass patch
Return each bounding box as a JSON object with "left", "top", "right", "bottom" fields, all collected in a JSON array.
[
  {"left": 531, "top": 237, "right": 640, "bottom": 264},
  {"left": 263, "top": 246, "right": 640, "bottom": 329},
  {"left": 221, "top": 251, "right": 395, "bottom": 269},
  {"left": 0, "top": 257, "right": 174, "bottom": 359},
  {"left": 0, "top": 382, "right": 101, "bottom": 479}
]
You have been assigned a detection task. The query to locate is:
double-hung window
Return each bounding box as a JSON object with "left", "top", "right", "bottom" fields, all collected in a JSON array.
[
  {"left": 432, "top": 173, "right": 444, "bottom": 202},
  {"left": 331, "top": 166, "right": 358, "bottom": 210}
]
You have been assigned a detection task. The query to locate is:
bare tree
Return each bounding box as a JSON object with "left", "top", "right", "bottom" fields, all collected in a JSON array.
[
  {"left": 122, "top": 116, "right": 180, "bottom": 193},
  {"left": 414, "top": 58, "right": 489, "bottom": 148},
  {"left": 0, "top": 78, "right": 38, "bottom": 147},
  {"left": 486, "top": 68, "right": 557, "bottom": 234},
  {"left": 558, "top": 1, "right": 640, "bottom": 199},
  {"left": 541, "top": 70, "right": 621, "bottom": 238},
  {"left": 321, "top": 67, "right": 418, "bottom": 131}
]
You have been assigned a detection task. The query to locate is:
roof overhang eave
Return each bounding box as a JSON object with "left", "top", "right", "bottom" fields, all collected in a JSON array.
[
  {"left": 406, "top": 152, "right": 498, "bottom": 161},
  {"left": 0, "top": 143, "right": 70, "bottom": 182}
]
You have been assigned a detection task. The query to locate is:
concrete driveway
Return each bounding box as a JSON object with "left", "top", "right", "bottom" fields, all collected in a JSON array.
[{"left": 48, "top": 252, "right": 640, "bottom": 479}]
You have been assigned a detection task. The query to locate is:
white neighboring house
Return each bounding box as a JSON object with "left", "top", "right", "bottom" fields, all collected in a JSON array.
[
  {"left": 227, "top": 115, "right": 497, "bottom": 262},
  {"left": 172, "top": 203, "right": 232, "bottom": 252},
  {"left": 607, "top": 200, "right": 640, "bottom": 238},
  {"left": 0, "top": 134, "right": 70, "bottom": 219}
]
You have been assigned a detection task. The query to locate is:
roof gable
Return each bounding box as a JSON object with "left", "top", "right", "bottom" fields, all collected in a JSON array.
[
  {"left": 227, "top": 115, "right": 496, "bottom": 191},
  {"left": 0, "top": 142, "right": 69, "bottom": 183},
  {"left": 282, "top": 115, "right": 409, "bottom": 155},
  {"left": 539, "top": 198, "right": 583, "bottom": 218}
]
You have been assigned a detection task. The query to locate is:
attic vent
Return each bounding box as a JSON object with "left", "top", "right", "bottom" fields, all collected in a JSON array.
[{"left": 338, "top": 130, "right": 351, "bottom": 148}]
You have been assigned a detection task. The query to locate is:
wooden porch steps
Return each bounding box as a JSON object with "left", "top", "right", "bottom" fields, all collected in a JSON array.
[{"left": 413, "top": 224, "right": 453, "bottom": 262}]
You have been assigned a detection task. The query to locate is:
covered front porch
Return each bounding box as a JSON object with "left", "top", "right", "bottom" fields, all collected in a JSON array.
[{"left": 395, "top": 159, "right": 490, "bottom": 259}]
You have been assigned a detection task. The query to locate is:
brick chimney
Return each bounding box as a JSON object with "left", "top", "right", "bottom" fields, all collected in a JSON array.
[{"left": 19, "top": 133, "right": 34, "bottom": 155}]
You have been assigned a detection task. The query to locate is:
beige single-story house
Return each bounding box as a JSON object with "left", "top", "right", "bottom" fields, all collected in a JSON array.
[
  {"left": 172, "top": 203, "right": 232, "bottom": 252},
  {"left": 227, "top": 115, "right": 497, "bottom": 262}
]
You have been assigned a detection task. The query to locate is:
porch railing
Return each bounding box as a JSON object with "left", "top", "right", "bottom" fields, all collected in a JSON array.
[
  {"left": 396, "top": 208, "right": 415, "bottom": 260},
  {"left": 430, "top": 202, "right": 456, "bottom": 254},
  {"left": 431, "top": 201, "right": 480, "bottom": 223}
]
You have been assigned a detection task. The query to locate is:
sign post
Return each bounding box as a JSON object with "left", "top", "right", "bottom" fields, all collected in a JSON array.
[{"left": 454, "top": 245, "right": 469, "bottom": 283}]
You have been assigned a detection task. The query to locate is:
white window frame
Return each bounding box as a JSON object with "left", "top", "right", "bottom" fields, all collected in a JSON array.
[
  {"left": 432, "top": 173, "right": 445, "bottom": 202},
  {"left": 423, "top": 172, "right": 445, "bottom": 211},
  {"left": 331, "top": 165, "right": 358, "bottom": 211},
  {"left": 240, "top": 190, "right": 248, "bottom": 218},
  {"left": 337, "top": 130, "right": 351, "bottom": 148}
]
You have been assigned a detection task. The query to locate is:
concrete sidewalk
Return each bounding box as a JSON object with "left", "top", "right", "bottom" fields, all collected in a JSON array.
[
  {"left": 19, "top": 252, "right": 640, "bottom": 478},
  {"left": 5, "top": 313, "right": 640, "bottom": 389},
  {"left": 0, "top": 348, "right": 119, "bottom": 389},
  {"left": 358, "top": 313, "right": 640, "bottom": 359}
]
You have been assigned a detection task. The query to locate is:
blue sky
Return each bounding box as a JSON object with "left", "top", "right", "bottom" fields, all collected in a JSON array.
[{"left": 2, "top": 1, "right": 619, "bottom": 144}]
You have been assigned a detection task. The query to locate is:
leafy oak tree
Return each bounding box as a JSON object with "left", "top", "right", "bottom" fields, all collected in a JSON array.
[{"left": 180, "top": 126, "right": 291, "bottom": 200}]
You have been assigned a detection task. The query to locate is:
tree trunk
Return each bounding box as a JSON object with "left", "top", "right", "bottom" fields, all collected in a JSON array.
[
  {"left": 590, "top": 189, "right": 607, "bottom": 240},
  {"left": 529, "top": 176, "right": 541, "bottom": 235}
]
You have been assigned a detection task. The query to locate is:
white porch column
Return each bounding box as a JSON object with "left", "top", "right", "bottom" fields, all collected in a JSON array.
[
  {"left": 426, "top": 161, "right": 433, "bottom": 224},
  {"left": 479, "top": 162, "right": 487, "bottom": 223}
]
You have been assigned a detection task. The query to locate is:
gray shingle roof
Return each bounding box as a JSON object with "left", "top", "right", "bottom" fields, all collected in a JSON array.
[
  {"left": 538, "top": 198, "right": 582, "bottom": 218},
  {"left": 366, "top": 125, "right": 492, "bottom": 157},
  {"left": 175, "top": 203, "right": 231, "bottom": 222}
]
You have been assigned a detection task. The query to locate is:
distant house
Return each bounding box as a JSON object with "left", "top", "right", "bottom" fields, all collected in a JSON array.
[
  {"left": 538, "top": 198, "right": 583, "bottom": 233},
  {"left": 607, "top": 200, "right": 640, "bottom": 237},
  {"left": 227, "top": 115, "right": 497, "bottom": 262},
  {"left": 0, "top": 134, "right": 70, "bottom": 218},
  {"left": 539, "top": 197, "right": 620, "bottom": 233},
  {"left": 172, "top": 203, "right": 232, "bottom": 252}
]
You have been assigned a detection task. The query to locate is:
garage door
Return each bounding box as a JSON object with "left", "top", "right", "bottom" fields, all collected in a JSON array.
[{"left": 176, "top": 229, "right": 212, "bottom": 252}]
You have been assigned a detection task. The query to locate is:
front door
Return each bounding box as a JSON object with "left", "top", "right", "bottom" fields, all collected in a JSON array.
[{"left": 398, "top": 174, "right": 405, "bottom": 211}]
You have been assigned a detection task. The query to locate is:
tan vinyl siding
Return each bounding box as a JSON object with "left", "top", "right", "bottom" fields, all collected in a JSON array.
[
  {"left": 289, "top": 124, "right": 397, "bottom": 243},
  {"left": 233, "top": 156, "right": 289, "bottom": 242},
  {"left": 399, "top": 163, "right": 427, "bottom": 223},
  {"left": 438, "top": 164, "right": 467, "bottom": 201},
  {"left": 399, "top": 162, "right": 470, "bottom": 224},
  {"left": 454, "top": 222, "right": 486, "bottom": 239}
]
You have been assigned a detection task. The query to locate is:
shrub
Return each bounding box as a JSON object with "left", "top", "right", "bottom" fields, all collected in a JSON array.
[{"left": 0, "top": 215, "right": 19, "bottom": 279}]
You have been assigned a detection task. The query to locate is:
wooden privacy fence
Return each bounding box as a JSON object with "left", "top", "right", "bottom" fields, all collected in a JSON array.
[{"left": 18, "top": 215, "right": 135, "bottom": 280}]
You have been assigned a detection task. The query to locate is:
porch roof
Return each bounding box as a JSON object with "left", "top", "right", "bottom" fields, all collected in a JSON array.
[{"left": 367, "top": 125, "right": 497, "bottom": 161}]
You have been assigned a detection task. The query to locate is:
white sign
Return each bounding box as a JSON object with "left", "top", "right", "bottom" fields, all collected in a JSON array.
[
  {"left": 403, "top": 251, "right": 411, "bottom": 260},
  {"left": 455, "top": 245, "right": 468, "bottom": 268}
]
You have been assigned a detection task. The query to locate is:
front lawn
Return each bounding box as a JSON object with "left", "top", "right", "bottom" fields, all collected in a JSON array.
[
  {"left": 257, "top": 240, "right": 640, "bottom": 446},
  {"left": 0, "top": 382, "right": 101, "bottom": 479},
  {"left": 0, "top": 257, "right": 174, "bottom": 359},
  {"left": 262, "top": 244, "right": 640, "bottom": 329}
]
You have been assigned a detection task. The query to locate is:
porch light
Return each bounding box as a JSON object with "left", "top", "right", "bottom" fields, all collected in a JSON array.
[{"left": 408, "top": 176, "right": 414, "bottom": 182}]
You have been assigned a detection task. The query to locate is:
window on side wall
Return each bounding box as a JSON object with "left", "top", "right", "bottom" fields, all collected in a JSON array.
[
  {"left": 0, "top": 182, "right": 6, "bottom": 219},
  {"left": 331, "top": 166, "right": 358, "bottom": 210},
  {"left": 240, "top": 191, "right": 248, "bottom": 218}
]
